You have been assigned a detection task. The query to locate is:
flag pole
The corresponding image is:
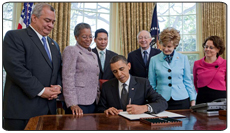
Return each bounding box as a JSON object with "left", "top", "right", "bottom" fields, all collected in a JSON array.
[{"left": 156, "top": 5, "right": 161, "bottom": 50}]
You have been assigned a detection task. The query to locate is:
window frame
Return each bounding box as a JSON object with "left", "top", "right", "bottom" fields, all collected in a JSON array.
[
  {"left": 157, "top": 3, "right": 203, "bottom": 75},
  {"left": 69, "top": 3, "right": 111, "bottom": 49}
]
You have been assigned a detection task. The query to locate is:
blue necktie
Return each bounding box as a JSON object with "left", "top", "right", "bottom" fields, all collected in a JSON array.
[
  {"left": 41, "top": 37, "right": 52, "bottom": 63},
  {"left": 100, "top": 51, "right": 105, "bottom": 71},
  {"left": 143, "top": 51, "right": 148, "bottom": 66}
]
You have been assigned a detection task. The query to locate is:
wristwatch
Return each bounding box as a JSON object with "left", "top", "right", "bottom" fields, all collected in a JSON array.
[{"left": 147, "top": 104, "right": 152, "bottom": 112}]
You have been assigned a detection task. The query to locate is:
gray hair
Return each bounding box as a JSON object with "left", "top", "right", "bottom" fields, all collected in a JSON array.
[
  {"left": 110, "top": 55, "right": 128, "bottom": 65},
  {"left": 74, "top": 23, "right": 91, "bottom": 37},
  {"left": 32, "top": 3, "right": 55, "bottom": 18},
  {"left": 137, "top": 30, "right": 151, "bottom": 40}
]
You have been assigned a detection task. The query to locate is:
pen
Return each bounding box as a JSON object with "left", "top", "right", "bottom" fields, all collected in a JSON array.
[{"left": 129, "top": 98, "right": 131, "bottom": 104}]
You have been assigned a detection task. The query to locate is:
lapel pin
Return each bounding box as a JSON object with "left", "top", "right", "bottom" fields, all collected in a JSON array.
[
  {"left": 132, "top": 88, "right": 134, "bottom": 91},
  {"left": 52, "top": 42, "right": 54, "bottom": 45},
  {"left": 177, "top": 57, "right": 179, "bottom": 59}
]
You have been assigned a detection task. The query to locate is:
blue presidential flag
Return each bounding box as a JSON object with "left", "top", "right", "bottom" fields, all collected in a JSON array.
[{"left": 150, "top": 5, "right": 160, "bottom": 48}]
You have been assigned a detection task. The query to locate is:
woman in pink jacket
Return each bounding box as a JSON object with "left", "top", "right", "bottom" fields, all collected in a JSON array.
[{"left": 193, "top": 36, "right": 226, "bottom": 104}]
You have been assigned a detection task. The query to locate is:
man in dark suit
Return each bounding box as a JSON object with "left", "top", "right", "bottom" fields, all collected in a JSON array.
[
  {"left": 92, "top": 28, "right": 118, "bottom": 80},
  {"left": 128, "top": 30, "right": 161, "bottom": 78},
  {"left": 3, "top": 3, "right": 62, "bottom": 130},
  {"left": 97, "top": 55, "right": 167, "bottom": 115}
]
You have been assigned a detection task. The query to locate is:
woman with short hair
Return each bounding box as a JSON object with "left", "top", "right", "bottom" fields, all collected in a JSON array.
[
  {"left": 62, "top": 23, "right": 100, "bottom": 115},
  {"left": 148, "top": 27, "right": 196, "bottom": 110},
  {"left": 193, "top": 36, "right": 226, "bottom": 104}
]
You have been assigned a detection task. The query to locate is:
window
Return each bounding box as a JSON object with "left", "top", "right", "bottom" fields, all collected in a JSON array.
[
  {"left": 70, "top": 3, "right": 110, "bottom": 49},
  {"left": 157, "top": 3, "right": 200, "bottom": 74},
  {"left": 3, "top": 3, "right": 14, "bottom": 36}
]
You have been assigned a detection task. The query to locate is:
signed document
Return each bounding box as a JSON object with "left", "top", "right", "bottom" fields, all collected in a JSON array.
[
  {"left": 119, "top": 111, "right": 155, "bottom": 120},
  {"left": 119, "top": 111, "right": 185, "bottom": 120}
]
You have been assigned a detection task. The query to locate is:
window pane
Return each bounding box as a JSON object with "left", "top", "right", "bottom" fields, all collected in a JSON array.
[
  {"left": 157, "top": 3, "right": 169, "bottom": 16},
  {"left": 97, "top": 13, "right": 109, "bottom": 30},
  {"left": 98, "top": 3, "right": 110, "bottom": 13},
  {"left": 182, "top": 35, "right": 196, "bottom": 51},
  {"left": 176, "top": 42, "right": 183, "bottom": 51},
  {"left": 3, "top": 3, "right": 13, "bottom": 20},
  {"left": 71, "top": 3, "right": 84, "bottom": 10},
  {"left": 70, "top": 3, "right": 110, "bottom": 48},
  {"left": 183, "top": 54, "right": 199, "bottom": 74},
  {"left": 3, "top": 20, "right": 12, "bottom": 36},
  {"left": 183, "top": 3, "right": 196, "bottom": 15},
  {"left": 90, "top": 42, "right": 96, "bottom": 49},
  {"left": 85, "top": 12, "right": 97, "bottom": 31},
  {"left": 169, "top": 16, "right": 182, "bottom": 32},
  {"left": 69, "top": 29, "right": 76, "bottom": 46},
  {"left": 158, "top": 16, "right": 168, "bottom": 31},
  {"left": 170, "top": 3, "right": 182, "bottom": 15},
  {"left": 84, "top": 3, "right": 97, "bottom": 12},
  {"left": 70, "top": 10, "right": 83, "bottom": 30},
  {"left": 183, "top": 15, "right": 196, "bottom": 34}
]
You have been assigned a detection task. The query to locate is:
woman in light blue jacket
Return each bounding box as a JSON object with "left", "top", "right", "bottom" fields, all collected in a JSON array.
[{"left": 148, "top": 27, "right": 196, "bottom": 110}]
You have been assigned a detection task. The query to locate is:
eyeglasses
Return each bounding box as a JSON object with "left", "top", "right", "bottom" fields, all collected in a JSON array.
[
  {"left": 138, "top": 36, "right": 150, "bottom": 40},
  {"left": 81, "top": 35, "right": 93, "bottom": 39},
  {"left": 203, "top": 45, "right": 215, "bottom": 49}
]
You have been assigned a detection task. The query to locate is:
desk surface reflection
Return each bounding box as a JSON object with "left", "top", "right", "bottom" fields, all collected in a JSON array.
[{"left": 25, "top": 109, "right": 226, "bottom": 130}]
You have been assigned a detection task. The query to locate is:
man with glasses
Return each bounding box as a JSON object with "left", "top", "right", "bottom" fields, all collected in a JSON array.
[{"left": 127, "top": 30, "right": 161, "bottom": 78}]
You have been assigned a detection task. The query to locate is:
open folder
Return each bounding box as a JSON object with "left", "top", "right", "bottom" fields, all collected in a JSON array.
[{"left": 119, "top": 111, "right": 185, "bottom": 120}]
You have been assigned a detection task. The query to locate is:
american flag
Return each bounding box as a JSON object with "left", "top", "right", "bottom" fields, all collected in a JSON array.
[
  {"left": 150, "top": 4, "right": 160, "bottom": 48},
  {"left": 17, "top": 2, "right": 34, "bottom": 29}
]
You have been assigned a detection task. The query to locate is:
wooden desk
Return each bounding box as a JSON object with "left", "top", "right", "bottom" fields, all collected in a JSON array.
[{"left": 25, "top": 110, "right": 226, "bottom": 130}]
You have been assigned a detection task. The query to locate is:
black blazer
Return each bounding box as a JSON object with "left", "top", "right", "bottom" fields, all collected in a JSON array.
[
  {"left": 127, "top": 47, "right": 161, "bottom": 78},
  {"left": 97, "top": 76, "right": 168, "bottom": 114},
  {"left": 3, "top": 26, "right": 62, "bottom": 119},
  {"left": 92, "top": 48, "right": 118, "bottom": 80}
]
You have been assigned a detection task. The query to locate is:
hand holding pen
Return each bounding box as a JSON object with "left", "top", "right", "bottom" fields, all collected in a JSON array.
[{"left": 126, "top": 98, "right": 149, "bottom": 114}]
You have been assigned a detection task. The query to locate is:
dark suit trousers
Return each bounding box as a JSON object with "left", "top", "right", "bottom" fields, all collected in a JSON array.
[
  {"left": 167, "top": 97, "right": 190, "bottom": 110},
  {"left": 3, "top": 110, "right": 52, "bottom": 130},
  {"left": 3, "top": 118, "right": 29, "bottom": 130}
]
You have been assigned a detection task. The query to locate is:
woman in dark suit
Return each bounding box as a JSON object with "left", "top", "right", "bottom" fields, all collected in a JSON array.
[
  {"left": 62, "top": 23, "right": 100, "bottom": 115},
  {"left": 193, "top": 36, "right": 226, "bottom": 104}
]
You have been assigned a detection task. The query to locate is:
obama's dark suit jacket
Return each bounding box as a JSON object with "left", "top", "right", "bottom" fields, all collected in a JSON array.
[
  {"left": 3, "top": 26, "right": 62, "bottom": 120},
  {"left": 97, "top": 75, "right": 168, "bottom": 114}
]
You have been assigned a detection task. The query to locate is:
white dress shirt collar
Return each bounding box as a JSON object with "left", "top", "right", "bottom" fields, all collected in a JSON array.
[
  {"left": 96, "top": 47, "right": 106, "bottom": 56},
  {"left": 29, "top": 25, "right": 47, "bottom": 40},
  {"left": 118, "top": 74, "right": 131, "bottom": 98},
  {"left": 141, "top": 46, "right": 151, "bottom": 55}
]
